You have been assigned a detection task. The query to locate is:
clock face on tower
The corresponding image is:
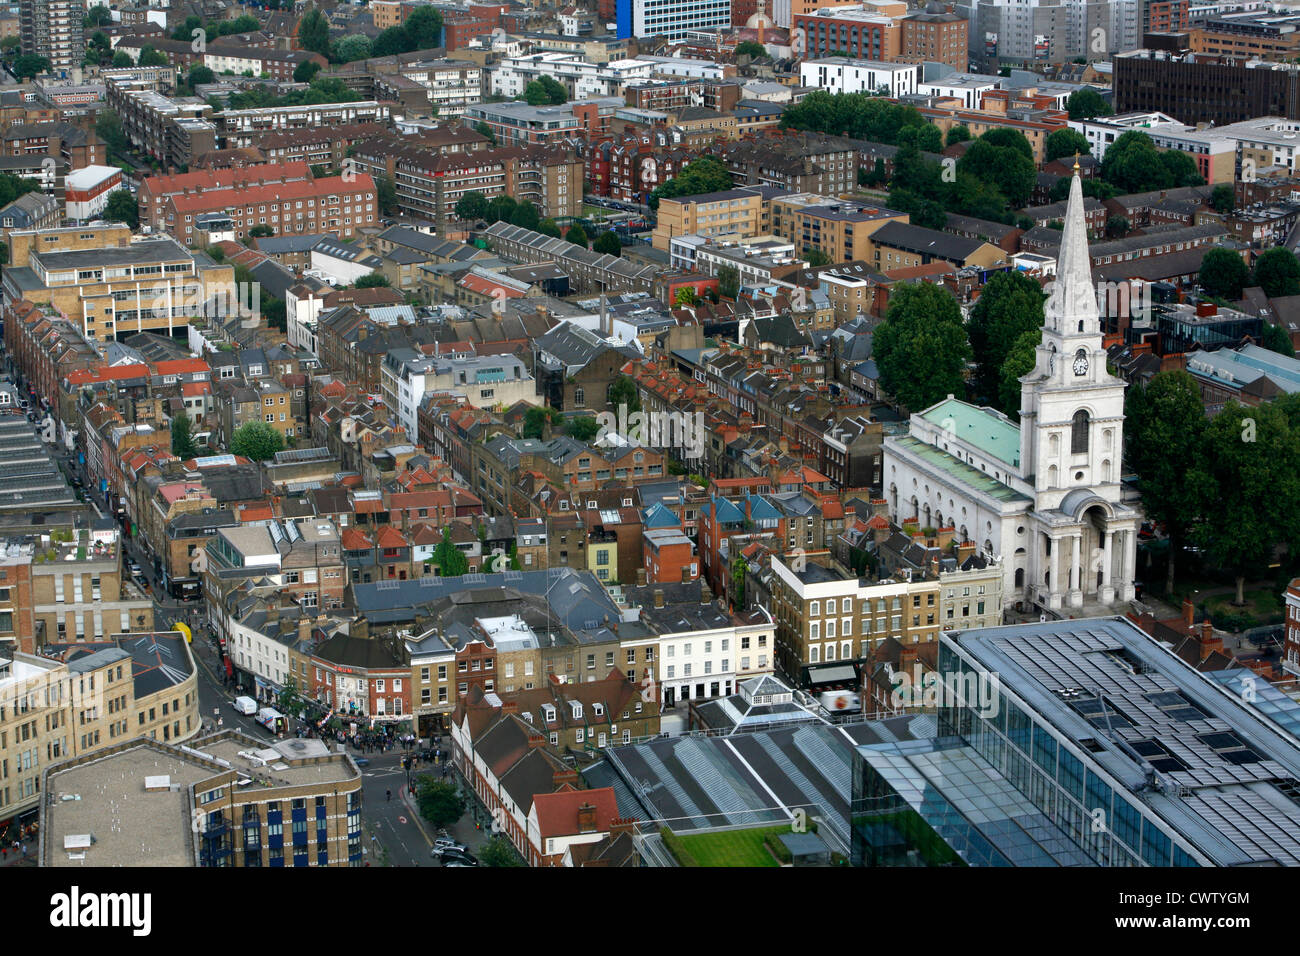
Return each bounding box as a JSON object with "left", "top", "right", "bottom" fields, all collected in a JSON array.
[{"left": 1073, "top": 350, "right": 1089, "bottom": 376}]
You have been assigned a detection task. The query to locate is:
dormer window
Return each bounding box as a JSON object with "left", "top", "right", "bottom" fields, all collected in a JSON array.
[
  {"left": 542, "top": 704, "right": 556, "bottom": 723},
  {"left": 570, "top": 700, "right": 583, "bottom": 720}
]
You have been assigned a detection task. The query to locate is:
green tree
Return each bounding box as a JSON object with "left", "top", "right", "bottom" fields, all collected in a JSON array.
[
  {"left": 138, "top": 45, "right": 168, "bottom": 67},
  {"left": 887, "top": 187, "right": 947, "bottom": 229},
  {"left": 84, "top": 4, "right": 112, "bottom": 27},
  {"left": 332, "top": 35, "right": 373, "bottom": 63},
  {"left": 565, "top": 224, "right": 589, "bottom": 248},
  {"left": 12, "top": 53, "right": 51, "bottom": 79},
  {"left": 293, "top": 59, "right": 322, "bottom": 83},
  {"left": 277, "top": 677, "right": 305, "bottom": 719},
  {"left": 297, "top": 8, "right": 331, "bottom": 57},
  {"left": 372, "top": 25, "right": 413, "bottom": 57},
  {"left": 510, "top": 201, "right": 540, "bottom": 231},
  {"left": 565, "top": 416, "right": 600, "bottom": 441},
  {"left": 1190, "top": 401, "right": 1300, "bottom": 606},
  {"left": 188, "top": 64, "right": 215, "bottom": 87},
  {"left": 674, "top": 286, "right": 697, "bottom": 306},
  {"left": 649, "top": 157, "right": 733, "bottom": 210},
  {"left": 171, "top": 414, "right": 198, "bottom": 460},
  {"left": 1044, "top": 128, "right": 1091, "bottom": 163},
  {"left": 405, "top": 6, "right": 444, "bottom": 50},
  {"left": 593, "top": 230, "right": 621, "bottom": 256},
  {"left": 945, "top": 124, "right": 971, "bottom": 148},
  {"left": 415, "top": 776, "right": 465, "bottom": 828},
  {"left": 455, "top": 190, "right": 489, "bottom": 222},
  {"left": 377, "top": 174, "right": 397, "bottom": 215},
  {"left": 172, "top": 14, "right": 202, "bottom": 40},
  {"left": 524, "top": 75, "right": 567, "bottom": 106},
  {"left": 1106, "top": 215, "right": 1131, "bottom": 238},
  {"left": 487, "top": 194, "right": 517, "bottom": 224},
  {"left": 1160, "top": 150, "right": 1205, "bottom": 188},
  {"left": 522, "top": 405, "right": 561, "bottom": 438},
  {"left": 1210, "top": 183, "right": 1235, "bottom": 214},
  {"left": 979, "top": 126, "right": 1034, "bottom": 161},
  {"left": 1253, "top": 247, "right": 1300, "bottom": 298},
  {"left": 537, "top": 217, "right": 561, "bottom": 238},
  {"left": 1101, "top": 131, "right": 1172, "bottom": 193},
  {"left": 860, "top": 157, "right": 887, "bottom": 188},
  {"left": 85, "top": 31, "right": 112, "bottom": 66},
  {"left": 248, "top": 224, "right": 274, "bottom": 238},
  {"left": 356, "top": 272, "right": 390, "bottom": 288},
  {"left": 1262, "top": 322, "right": 1296, "bottom": 357},
  {"left": 734, "top": 40, "right": 766, "bottom": 58},
  {"left": 997, "top": 329, "right": 1040, "bottom": 419},
  {"left": 802, "top": 246, "right": 831, "bottom": 267},
  {"left": 1125, "top": 371, "right": 1209, "bottom": 594},
  {"left": 104, "top": 190, "right": 139, "bottom": 228},
  {"left": 434, "top": 528, "right": 469, "bottom": 577},
  {"left": 474, "top": 121, "right": 497, "bottom": 145},
  {"left": 717, "top": 264, "right": 739, "bottom": 299},
  {"left": 873, "top": 282, "right": 970, "bottom": 411},
  {"left": 967, "top": 270, "right": 1045, "bottom": 402},
  {"left": 1065, "top": 88, "right": 1112, "bottom": 120},
  {"left": 111, "top": 50, "right": 132, "bottom": 67},
  {"left": 265, "top": 297, "right": 286, "bottom": 333},
  {"left": 230, "top": 421, "right": 285, "bottom": 461},
  {"left": 1199, "top": 248, "right": 1250, "bottom": 301},
  {"left": 958, "top": 136, "right": 1035, "bottom": 208},
  {"left": 478, "top": 834, "right": 523, "bottom": 866},
  {"left": 608, "top": 375, "right": 641, "bottom": 413}
]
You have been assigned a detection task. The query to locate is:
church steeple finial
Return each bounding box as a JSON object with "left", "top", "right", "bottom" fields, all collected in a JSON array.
[
  {"left": 1044, "top": 163, "right": 1098, "bottom": 336},
  {"left": 1073, "top": 151, "right": 1080, "bottom": 172}
]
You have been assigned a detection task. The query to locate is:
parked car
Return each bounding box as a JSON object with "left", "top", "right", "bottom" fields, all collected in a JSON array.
[
  {"left": 354, "top": 757, "right": 370, "bottom": 767},
  {"left": 441, "top": 849, "right": 477, "bottom": 866},
  {"left": 430, "top": 837, "right": 468, "bottom": 858}
]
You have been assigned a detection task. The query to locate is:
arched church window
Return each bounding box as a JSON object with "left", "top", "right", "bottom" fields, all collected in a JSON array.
[{"left": 1071, "top": 409, "right": 1090, "bottom": 455}]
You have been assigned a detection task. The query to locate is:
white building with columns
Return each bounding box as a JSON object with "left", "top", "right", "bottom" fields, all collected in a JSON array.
[{"left": 882, "top": 165, "right": 1139, "bottom": 612}]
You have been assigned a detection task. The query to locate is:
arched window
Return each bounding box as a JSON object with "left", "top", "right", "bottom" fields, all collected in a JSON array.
[{"left": 1071, "top": 409, "right": 1090, "bottom": 455}]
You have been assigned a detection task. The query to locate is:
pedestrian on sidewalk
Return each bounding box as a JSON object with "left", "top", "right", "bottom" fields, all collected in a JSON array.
[{"left": 386, "top": 789, "right": 391, "bottom": 802}]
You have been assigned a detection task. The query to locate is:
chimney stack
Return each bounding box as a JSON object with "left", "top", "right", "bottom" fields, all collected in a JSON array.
[
  {"left": 680, "top": 564, "right": 692, "bottom": 585},
  {"left": 527, "top": 732, "right": 546, "bottom": 749},
  {"left": 501, "top": 698, "right": 518, "bottom": 713},
  {"left": 653, "top": 588, "right": 664, "bottom": 608},
  {"left": 1182, "top": 599, "right": 1195, "bottom": 628},
  {"left": 956, "top": 540, "right": 976, "bottom": 564},
  {"left": 635, "top": 567, "right": 647, "bottom": 586},
  {"left": 576, "top": 802, "right": 597, "bottom": 833}
]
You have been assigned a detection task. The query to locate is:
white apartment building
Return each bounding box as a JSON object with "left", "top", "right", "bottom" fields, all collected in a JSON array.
[
  {"left": 957, "top": 0, "right": 1139, "bottom": 63},
  {"left": 800, "top": 57, "right": 918, "bottom": 97},
  {"left": 622, "top": 613, "right": 775, "bottom": 708},
  {"left": 381, "top": 349, "right": 534, "bottom": 438},
  {"left": 489, "top": 53, "right": 654, "bottom": 100},
  {"left": 625, "top": 0, "right": 731, "bottom": 41},
  {"left": 917, "top": 72, "right": 1003, "bottom": 109}
]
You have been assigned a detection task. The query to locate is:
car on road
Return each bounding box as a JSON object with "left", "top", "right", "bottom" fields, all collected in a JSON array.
[
  {"left": 430, "top": 837, "right": 468, "bottom": 858},
  {"left": 441, "top": 849, "right": 478, "bottom": 866},
  {"left": 128, "top": 560, "right": 142, "bottom": 575},
  {"left": 353, "top": 757, "right": 370, "bottom": 767}
]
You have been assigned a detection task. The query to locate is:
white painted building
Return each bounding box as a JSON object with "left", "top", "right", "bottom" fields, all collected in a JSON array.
[
  {"left": 882, "top": 169, "right": 1140, "bottom": 612},
  {"left": 489, "top": 53, "right": 654, "bottom": 99},
  {"left": 624, "top": 0, "right": 731, "bottom": 41},
  {"left": 65, "top": 165, "right": 122, "bottom": 221},
  {"left": 917, "top": 73, "right": 1002, "bottom": 110},
  {"left": 800, "top": 57, "right": 917, "bottom": 97}
]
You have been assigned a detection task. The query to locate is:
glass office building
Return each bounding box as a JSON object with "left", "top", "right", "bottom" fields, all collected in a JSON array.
[{"left": 852, "top": 618, "right": 1300, "bottom": 866}]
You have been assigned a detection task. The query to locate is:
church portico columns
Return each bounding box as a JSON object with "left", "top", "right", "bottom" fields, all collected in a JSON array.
[
  {"left": 1099, "top": 528, "right": 1115, "bottom": 604},
  {"left": 1048, "top": 533, "right": 1064, "bottom": 610},
  {"left": 1069, "top": 533, "right": 1083, "bottom": 608},
  {"left": 1119, "top": 528, "right": 1136, "bottom": 601}
]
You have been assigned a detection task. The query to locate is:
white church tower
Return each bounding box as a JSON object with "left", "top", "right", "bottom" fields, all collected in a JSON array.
[{"left": 882, "top": 161, "right": 1139, "bottom": 612}]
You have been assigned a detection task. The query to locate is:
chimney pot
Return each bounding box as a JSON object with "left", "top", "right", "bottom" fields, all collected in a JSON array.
[
  {"left": 1182, "top": 599, "right": 1195, "bottom": 628},
  {"left": 653, "top": 589, "right": 664, "bottom": 608}
]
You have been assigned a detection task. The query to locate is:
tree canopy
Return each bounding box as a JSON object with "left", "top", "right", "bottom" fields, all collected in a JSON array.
[
  {"left": 230, "top": 421, "right": 284, "bottom": 461},
  {"left": 435, "top": 529, "right": 469, "bottom": 577},
  {"left": 12, "top": 54, "right": 51, "bottom": 79},
  {"left": 524, "top": 76, "right": 567, "bottom": 106},
  {"left": 1198, "top": 248, "right": 1250, "bottom": 301},
  {"left": 593, "top": 230, "right": 622, "bottom": 256},
  {"left": 565, "top": 224, "right": 589, "bottom": 248},
  {"left": 1100, "top": 131, "right": 1205, "bottom": 193},
  {"left": 649, "top": 157, "right": 733, "bottom": 211},
  {"left": 998, "top": 329, "right": 1040, "bottom": 419},
  {"left": 355, "top": 272, "right": 390, "bottom": 289},
  {"left": 1065, "top": 88, "right": 1112, "bottom": 120},
  {"left": 296, "top": 8, "right": 331, "bottom": 57},
  {"left": 171, "top": 414, "right": 198, "bottom": 461},
  {"left": 455, "top": 190, "right": 489, "bottom": 222},
  {"left": 1253, "top": 247, "right": 1300, "bottom": 298},
  {"left": 415, "top": 777, "right": 465, "bottom": 828},
  {"left": 104, "top": 190, "right": 139, "bottom": 229},
  {"left": 873, "top": 282, "right": 971, "bottom": 411},
  {"left": 734, "top": 40, "right": 767, "bottom": 59},
  {"left": 1044, "top": 128, "right": 1090, "bottom": 163},
  {"left": 967, "top": 270, "right": 1045, "bottom": 406}
]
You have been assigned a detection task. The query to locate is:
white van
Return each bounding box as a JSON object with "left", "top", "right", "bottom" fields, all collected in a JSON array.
[{"left": 233, "top": 696, "right": 257, "bottom": 715}]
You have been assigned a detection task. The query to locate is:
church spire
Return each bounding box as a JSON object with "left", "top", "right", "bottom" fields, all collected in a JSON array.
[{"left": 1045, "top": 167, "right": 1098, "bottom": 336}]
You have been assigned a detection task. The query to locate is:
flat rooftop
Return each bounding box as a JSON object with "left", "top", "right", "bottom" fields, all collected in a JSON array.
[
  {"left": 194, "top": 736, "right": 359, "bottom": 789},
  {"left": 44, "top": 743, "right": 216, "bottom": 867}
]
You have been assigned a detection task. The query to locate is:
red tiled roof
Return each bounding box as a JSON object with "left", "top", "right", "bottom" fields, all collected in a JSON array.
[
  {"left": 182, "top": 381, "right": 212, "bottom": 397},
  {"left": 866, "top": 515, "right": 890, "bottom": 530},
  {"left": 532, "top": 787, "right": 619, "bottom": 840},
  {"left": 66, "top": 364, "right": 150, "bottom": 385},
  {"left": 169, "top": 174, "right": 376, "bottom": 214},
  {"left": 143, "top": 161, "right": 311, "bottom": 196},
  {"left": 459, "top": 272, "right": 526, "bottom": 298},
  {"left": 374, "top": 525, "right": 408, "bottom": 549},
  {"left": 341, "top": 527, "right": 372, "bottom": 550}
]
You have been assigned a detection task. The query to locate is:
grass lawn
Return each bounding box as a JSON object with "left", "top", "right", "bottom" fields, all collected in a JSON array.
[
  {"left": 581, "top": 204, "right": 613, "bottom": 219},
  {"left": 1204, "top": 590, "right": 1284, "bottom": 629},
  {"left": 668, "top": 825, "right": 792, "bottom": 867}
]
